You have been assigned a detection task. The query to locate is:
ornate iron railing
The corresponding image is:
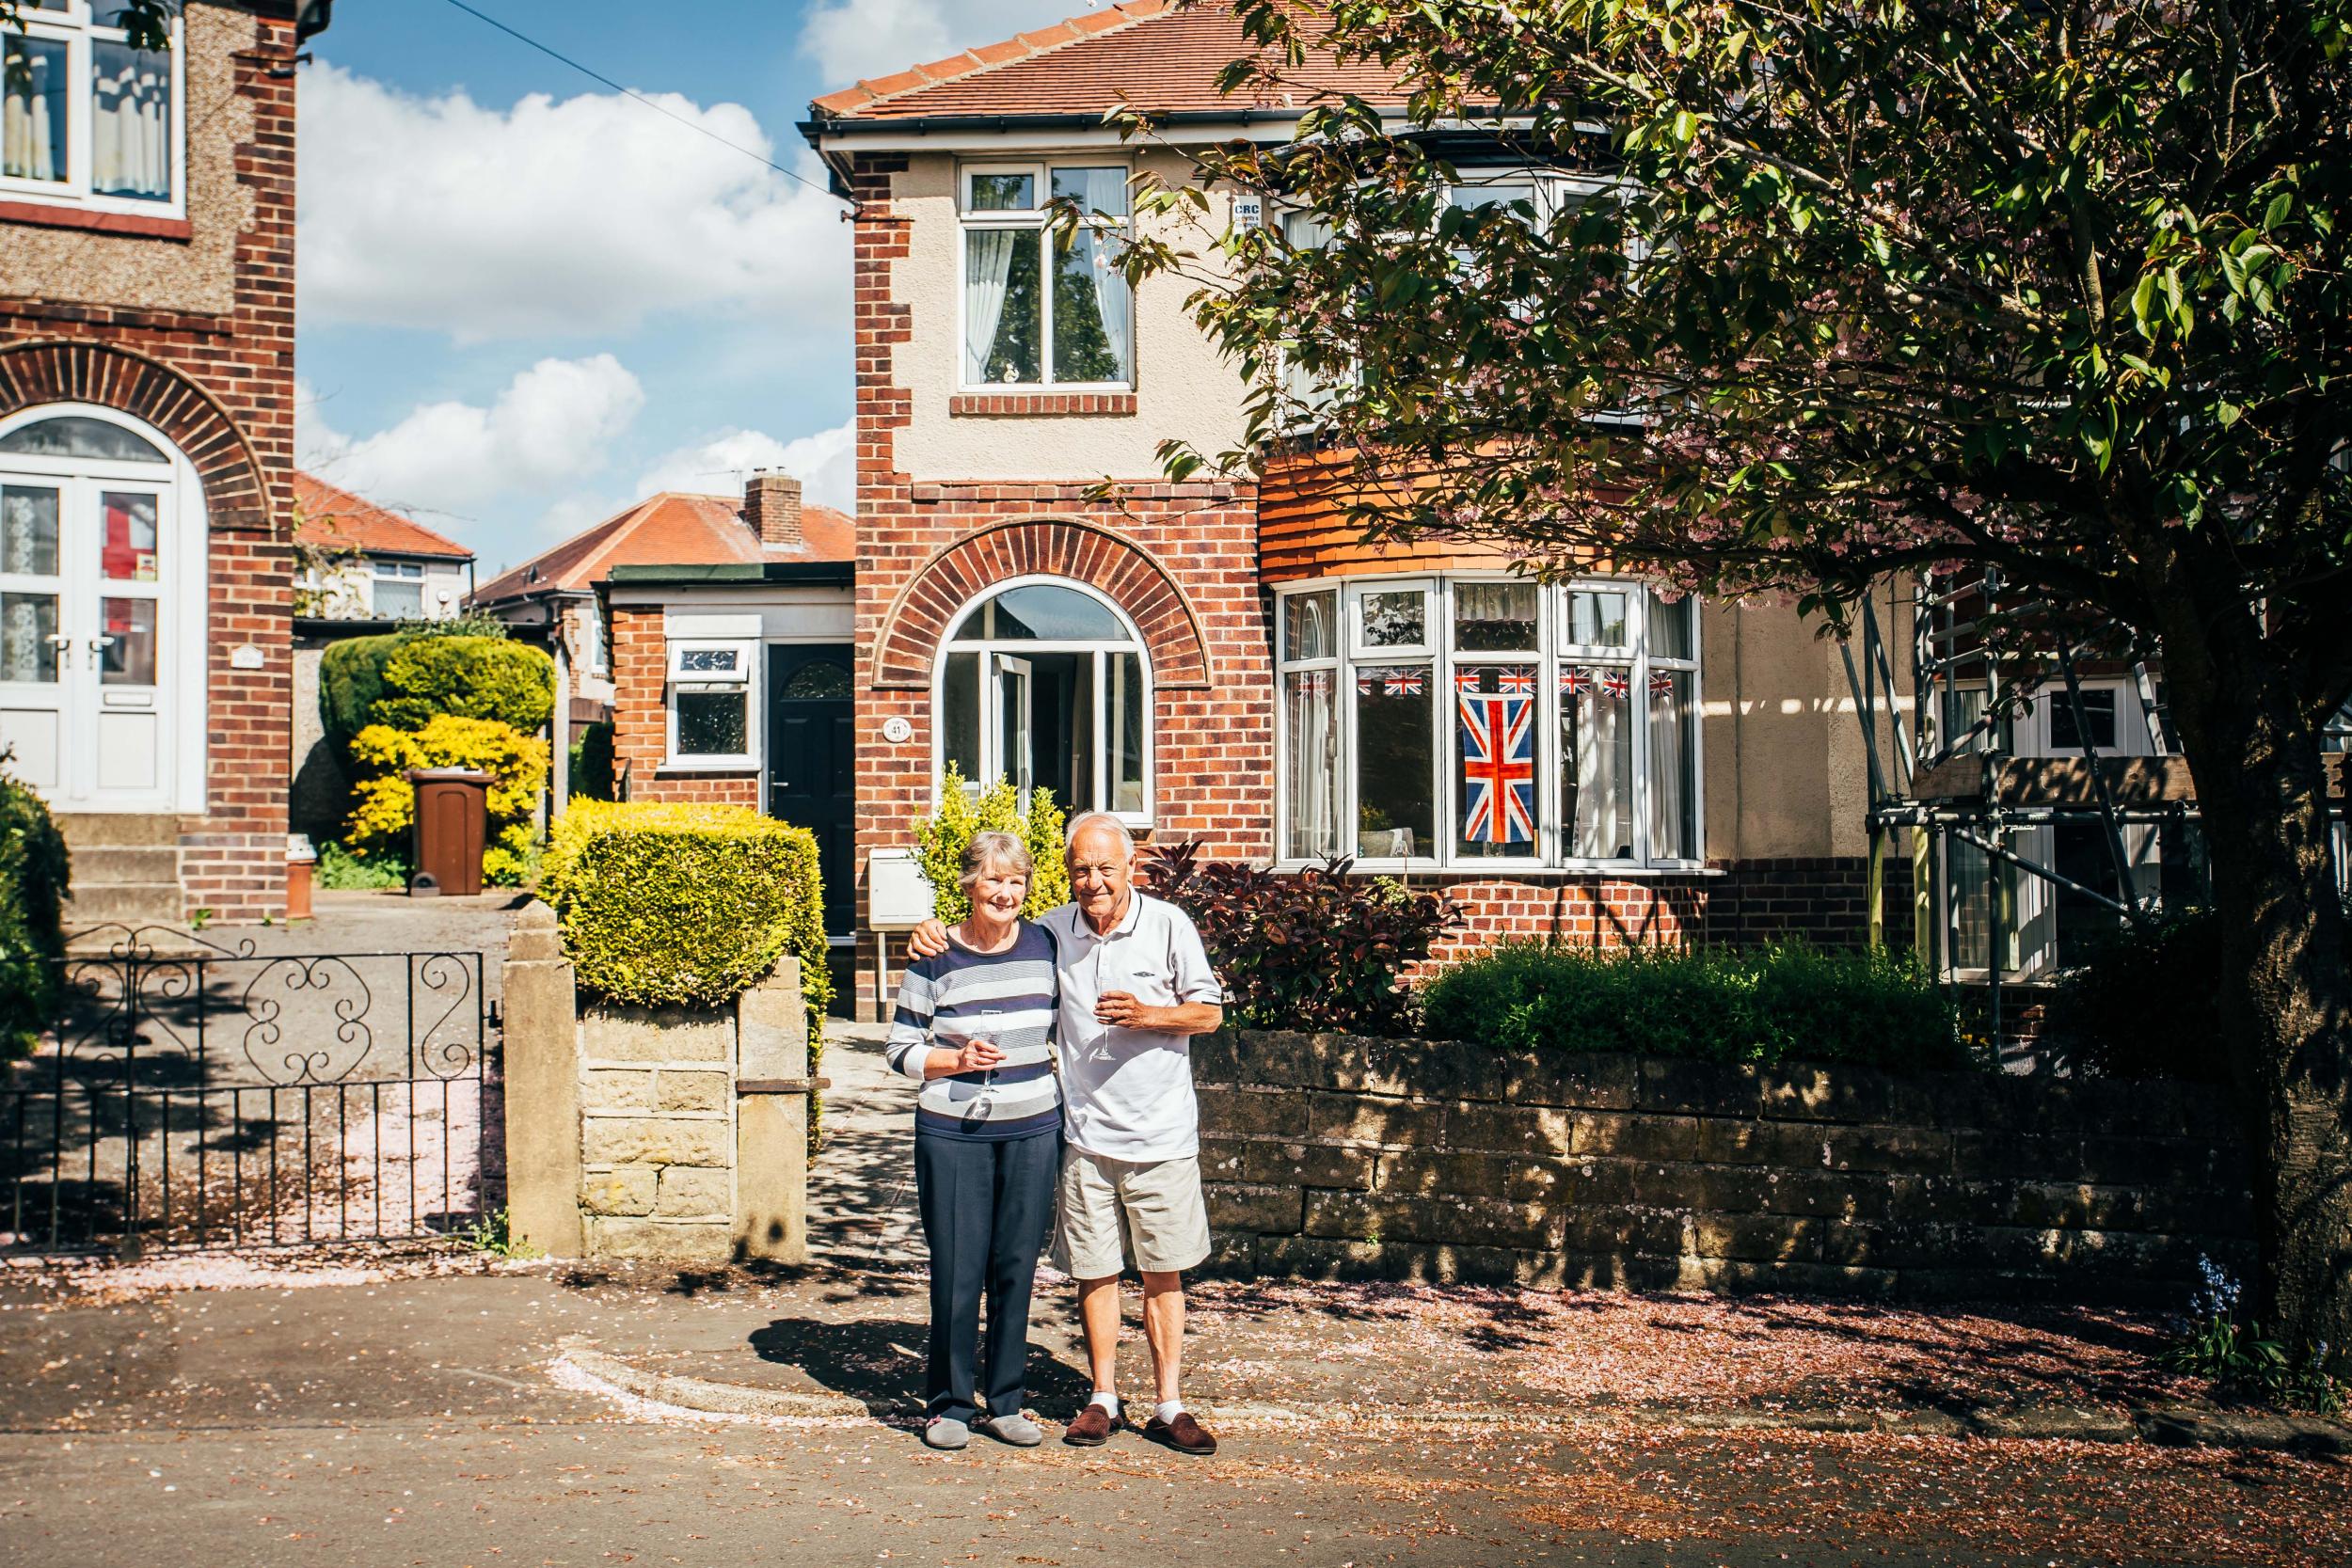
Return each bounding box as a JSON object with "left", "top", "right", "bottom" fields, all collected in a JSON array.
[{"left": 3, "top": 925, "right": 493, "bottom": 1254}]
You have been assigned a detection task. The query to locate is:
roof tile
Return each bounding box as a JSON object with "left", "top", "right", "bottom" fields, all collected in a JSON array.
[
  {"left": 471, "top": 491, "right": 853, "bottom": 607},
  {"left": 812, "top": 3, "right": 1403, "bottom": 124},
  {"left": 292, "top": 472, "right": 472, "bottom": 561}
]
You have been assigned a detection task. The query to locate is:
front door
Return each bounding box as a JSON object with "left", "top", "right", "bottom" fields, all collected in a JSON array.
[
  {"left": 0, "top": 474, "right": 175, "bottom": 810},
  {"left": 766, "top": 644, "right": 855, "bottom": 936}
]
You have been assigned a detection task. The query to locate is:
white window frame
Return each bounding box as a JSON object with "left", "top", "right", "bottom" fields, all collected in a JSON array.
[
  {"left": 956, "top": 159, "right": 1134, "bottom": 393},
  {"left": 663, "top": 637, "right": 758, "bottom": 769},
  {"left": 930, "top": 574, "right": 1154, "bottom": 829},
  {"left": 1273, "top": 573, "right": 1705, "bottom": 873},
  {"left": 0, "top": 1, "right": 187, "bottom": 220}
]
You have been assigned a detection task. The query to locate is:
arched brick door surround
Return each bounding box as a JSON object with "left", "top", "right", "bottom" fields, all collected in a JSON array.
[
  {"left": 0, "top": 341, "right": 275, "bottom": 531},
  {"left": 872, "top": 517, "right": 1213, "bottom": 689}
]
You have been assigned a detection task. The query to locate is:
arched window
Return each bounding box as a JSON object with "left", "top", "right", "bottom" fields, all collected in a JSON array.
[{"left": 938, "top": 580, "right": 1150, "bottom": 821}]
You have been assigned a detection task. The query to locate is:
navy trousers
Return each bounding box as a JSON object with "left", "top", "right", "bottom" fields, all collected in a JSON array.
[{"left": 914, "top": 1127, "right": 1060, "bottom": 1423}]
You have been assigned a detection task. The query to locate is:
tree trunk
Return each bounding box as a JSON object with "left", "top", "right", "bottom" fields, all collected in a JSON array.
[{"left": 2157, "top": 588, "right": 2352, "bottom": 1368}]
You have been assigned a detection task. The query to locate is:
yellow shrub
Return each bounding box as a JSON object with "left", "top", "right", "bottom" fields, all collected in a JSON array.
[{"left": 342, "top": 715, "right": 548, "bottom": 873}]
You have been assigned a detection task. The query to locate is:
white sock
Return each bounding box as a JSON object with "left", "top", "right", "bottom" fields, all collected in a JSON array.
[
  {"left": 1089, "top": 1391, "right": 1120, "bottom": 1418},
  {"left": 1154, "top": 1400, "right": 1184, "bottom": 1426}
]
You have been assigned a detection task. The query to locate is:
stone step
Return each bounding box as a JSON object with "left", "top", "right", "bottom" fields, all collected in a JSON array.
[
  {"left": 61, "top": 881, "right": 184, "bottom": 927},
  {"left": 66, "top": 846, "right": 182, "bottom": 886},
  {"left": 54, "top": 812, "right": 181, "bottom": 849}
]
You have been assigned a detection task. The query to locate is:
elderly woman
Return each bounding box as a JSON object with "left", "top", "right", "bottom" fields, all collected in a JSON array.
[{"left": 883, "top": 830, "right": 1062, "bottom": 1450}]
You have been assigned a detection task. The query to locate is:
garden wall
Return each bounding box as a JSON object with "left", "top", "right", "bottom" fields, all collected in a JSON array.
[{"left": 1196, "top": 1031, "right": 2251, "bottom": 1302}]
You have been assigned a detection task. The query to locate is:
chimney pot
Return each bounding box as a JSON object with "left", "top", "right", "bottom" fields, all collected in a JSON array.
[{"left": 745, "top": 471, "right": 803, "bottom": 547}]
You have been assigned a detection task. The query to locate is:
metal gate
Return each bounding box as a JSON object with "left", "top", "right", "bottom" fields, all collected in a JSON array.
[{"left": 2, "top": 926, "right": 494, "bottom": 1254}]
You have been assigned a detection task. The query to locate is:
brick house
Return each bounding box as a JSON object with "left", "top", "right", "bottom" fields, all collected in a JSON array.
[
  {"left": 478, "top": 474, "right": 854, "bottom": 874},
  {"left": 0, "top": 0, "right": 329, "bottom": 926},
  {"left": 786, "top": 1, "right": 1916, "bottom": 1019}
]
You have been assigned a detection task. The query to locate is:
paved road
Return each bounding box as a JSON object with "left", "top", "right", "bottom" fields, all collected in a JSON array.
[{"left": 0, "top": 1260, "right": 2344, "bottom": 1568}]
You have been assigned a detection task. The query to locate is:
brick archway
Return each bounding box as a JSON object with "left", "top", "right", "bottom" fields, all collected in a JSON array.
[
  {"left": 0, "top": 341, "right": 275, "bottom": 531},
  {"left": 872, "top": 517, "right": 1213, "bottom": 689}
]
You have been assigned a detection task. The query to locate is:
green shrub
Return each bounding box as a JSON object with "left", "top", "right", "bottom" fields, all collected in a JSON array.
[
  {"left": 342, "top": 716, "right": 549, "bottom": 884},
  {"left": 1422, "top": 940, "right": 1972, "bottom": 1071},
  {"left": 544, "top": 800, "right": 834, "bottom": 1148},
  {"left": 2043, "top": 910, "right": 2253, "bottom": 1083},
  {"left": 320, "top": 627, "right": 551, "bottom": 756},
  {"left": 570, "top": 721, "right": 616, "bottom": 802},
  {"left": 369, "top": 636, "right": 554, "bottom": 735},
  {"left": 1139, "top": 841, "right": 1465, "bottom": 1034},
  {"left": 0, "top": 763, "right": 70, "bottom": 1060},
  {"left": 315, "top": 840, "right": 408, "bottom": 891},
  {"left": 320, "top": 631, "right": 406, "bottom": 755},
  {"left": 914, "top": 764, "right": 1071, "bottom": 922}
]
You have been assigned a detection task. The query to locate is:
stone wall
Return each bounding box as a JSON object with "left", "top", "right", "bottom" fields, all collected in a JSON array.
[
  {"left": 1196, "top": 1030, "right": 2251, "bottom": 1302},
  {"left": 501, "top": 902, "right": 811, "bottom": 1264}
]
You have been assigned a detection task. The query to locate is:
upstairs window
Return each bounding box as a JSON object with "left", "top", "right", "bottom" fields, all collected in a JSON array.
[
  {"left": 960, "top": 163, "right": 1133, "bottom": 389},
  {"left": 2, "top": 2, "right": 182, "bottom": 215}
]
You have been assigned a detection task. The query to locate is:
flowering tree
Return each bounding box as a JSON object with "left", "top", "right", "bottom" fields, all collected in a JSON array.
[{"left": 1115, "top": 1, "right": 2351, "bottom": 1357}]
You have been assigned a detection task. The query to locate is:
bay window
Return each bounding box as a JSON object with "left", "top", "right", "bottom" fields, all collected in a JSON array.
[
  {"left": 2, "top": 2, "right": 180, "bottom": 214},
  {"left": 960, "top": 163, "right": 1133, "bottom": 388},
  {"left": 1276, "top": 576, "right": 1702, "bottom": 868}
]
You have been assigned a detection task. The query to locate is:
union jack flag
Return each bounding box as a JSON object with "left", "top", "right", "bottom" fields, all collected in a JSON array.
[
  {"left": 1648, "top": 670, "right": 1677, "bottom": 698},
  {"left": 1458, "top": 693, "right": 1536, "bottom": 845},
  {"left": 1295, "top": 670, "right": 1329, "bottom": 698},
  {"left": 1383, "top": 668, "right": 1426, "bottom": 697},
  {"left": 1496, "top": 666, "right": 1536, "bottom": 695},
  {"left": 1597, "top": 668, "right": 1631, "bottom": 700},
  {"left": 1559, "top": 666, "right": 1593, "bottom": 699},
  {"left": 1454, "top": 669, "right": 1486, "bottom": 693}
]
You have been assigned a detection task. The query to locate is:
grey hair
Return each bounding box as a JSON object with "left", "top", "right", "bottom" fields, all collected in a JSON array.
[
  {"left": 1064, "top": 811, "right": 1136, "bottom": 862},
  {"left": 958, "top": 830, "right": 1033, "bottom": 892}
]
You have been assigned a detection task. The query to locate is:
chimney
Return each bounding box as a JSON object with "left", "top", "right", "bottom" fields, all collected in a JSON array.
[{"left": 744, "top": 468, "right": 803, "bottom": 547}]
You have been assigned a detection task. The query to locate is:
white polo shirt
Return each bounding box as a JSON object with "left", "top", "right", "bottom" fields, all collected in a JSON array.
[{"left": 1041, "top": 893, "right": 1225, "bottom": 1162}]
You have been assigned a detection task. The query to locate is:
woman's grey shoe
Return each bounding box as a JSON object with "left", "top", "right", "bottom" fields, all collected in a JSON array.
[
  {"left": 922, "top": 1418, "right": 971, "bottom": 1450},
  {"left": 976, "top": 1413, "right": 1044, "bottom": 1447}
]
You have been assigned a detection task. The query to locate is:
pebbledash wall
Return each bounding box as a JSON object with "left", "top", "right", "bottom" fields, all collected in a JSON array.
[
  {"left": 0, "top": 2, "right": 306, "bottom": 920},
  {"left": 836, "top": 146, "right": 1914, "bottom": 1011},
  {"left": 1196, "top": 1031, "right": 2252, "bottom": 1301}
]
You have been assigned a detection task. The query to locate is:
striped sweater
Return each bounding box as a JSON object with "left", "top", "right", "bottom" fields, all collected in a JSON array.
[{"left": 884, "top": 921, "right": 1061, "bottom": 1141}]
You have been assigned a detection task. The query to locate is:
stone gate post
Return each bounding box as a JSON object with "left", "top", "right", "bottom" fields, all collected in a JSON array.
[
  {"left": 735, "top": 957, "right": 814, "bottom": 1265},
  {"left": 501, "top": 901, "right": 582, "bottom": 1257}
]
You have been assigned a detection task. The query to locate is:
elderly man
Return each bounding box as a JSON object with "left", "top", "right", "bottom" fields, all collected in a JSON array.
[{"left": 909, "top": 811, "right": 1225, "bottom": 1455}]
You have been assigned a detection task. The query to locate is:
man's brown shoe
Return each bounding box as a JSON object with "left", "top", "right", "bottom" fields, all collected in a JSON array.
[
  {"left": 1141, "top": 1411, "right": 1216, "bottom": 1456},
  {"left": 1062, "top": 1403, "right": 1116, "bottom": 1447}
]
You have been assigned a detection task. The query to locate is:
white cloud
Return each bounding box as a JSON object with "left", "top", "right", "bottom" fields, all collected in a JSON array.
[
  {"left": 799, "top": 0, "right": 1095, "bottom": 90},
  {"left": 297, "top": 356, "right": 646, "bottom": 518},
  {"left": 298, "top": 64, "right": 846, "bottom": 341},
  {"left": 632, "top": 423, "right": 856, "bottom": 515}
]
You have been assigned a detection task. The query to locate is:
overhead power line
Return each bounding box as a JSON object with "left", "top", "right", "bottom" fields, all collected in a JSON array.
[{"left": 435, "top": 0, "right": 849, "bottom": 207}]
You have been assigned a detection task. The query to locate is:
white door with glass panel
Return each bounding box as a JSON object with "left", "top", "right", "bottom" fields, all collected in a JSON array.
[{"left": 1, "top": 420, "right": 183, "bottom": 812}]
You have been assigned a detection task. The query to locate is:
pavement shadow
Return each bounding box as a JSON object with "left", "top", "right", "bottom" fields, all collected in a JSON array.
[{"left": 750, "top": 1314, "right": 1091, "bottom": 1417}]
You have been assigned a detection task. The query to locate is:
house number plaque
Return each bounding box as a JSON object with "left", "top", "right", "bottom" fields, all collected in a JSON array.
[{"left": 881, "top": 716, "right": 914, "bottom": 743}]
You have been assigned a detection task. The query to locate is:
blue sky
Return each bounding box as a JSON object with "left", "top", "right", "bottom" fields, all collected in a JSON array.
[{"left": 295, "top": 0, "right": 1086, "bottom": 574}]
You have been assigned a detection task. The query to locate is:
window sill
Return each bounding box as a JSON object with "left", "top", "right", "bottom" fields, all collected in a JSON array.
[
  {"left": 949, "top": 392, "right": 1136, "bottom": 418},
  {"left": 657, "top": 758, "right": 759, "bottom": 774},
  {"left": 0, "top": 199, "right": 191, "bottom": 241},
  {"left": 1274, "top": 860, "right": 1724, "bottom": 879}
]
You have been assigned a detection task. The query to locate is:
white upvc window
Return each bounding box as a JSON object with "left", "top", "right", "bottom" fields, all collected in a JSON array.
[
  {"left": 1, "top": 1, "right": 184, "bottom": 218},
  {"left": 958, "top": 161, "right": 1134, "bottom": 390},
  {"left": 370, "top": 559, "right": 424, "bottom": 620},
  {"left": 664, "top": 637, "right": 757, "bottom": 768},
  {"left": 1275, "top": 574, "right": 1704, "bottom": 870},
  {"left": 934, "top": 578, "right": 1152, "bottom": 827}
]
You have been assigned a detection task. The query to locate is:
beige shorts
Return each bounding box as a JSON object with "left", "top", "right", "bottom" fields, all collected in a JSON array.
[{"left": 1050, "top": 1147, "right": 1211, "bottom": 1278}]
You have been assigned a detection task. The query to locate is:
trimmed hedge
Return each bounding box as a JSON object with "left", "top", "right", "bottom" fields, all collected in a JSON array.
[
  {"left": 0, "top": 767, "right": 70, "bottom": 1059},
  {"left": 543, "top": 800, "right": 830, "bottom": 1010},
  {"left": 369, "top": 636, "right": 554, "bottom": 735},
  {"left": 1422, "top": 940, "right": 1975, "bottom": 1071},
  {"left": 543, "top": 800, "right": 834, "bottom": 1148},
  {"left": 320, "top": 626, "right": 551, "bottom": 753}
]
